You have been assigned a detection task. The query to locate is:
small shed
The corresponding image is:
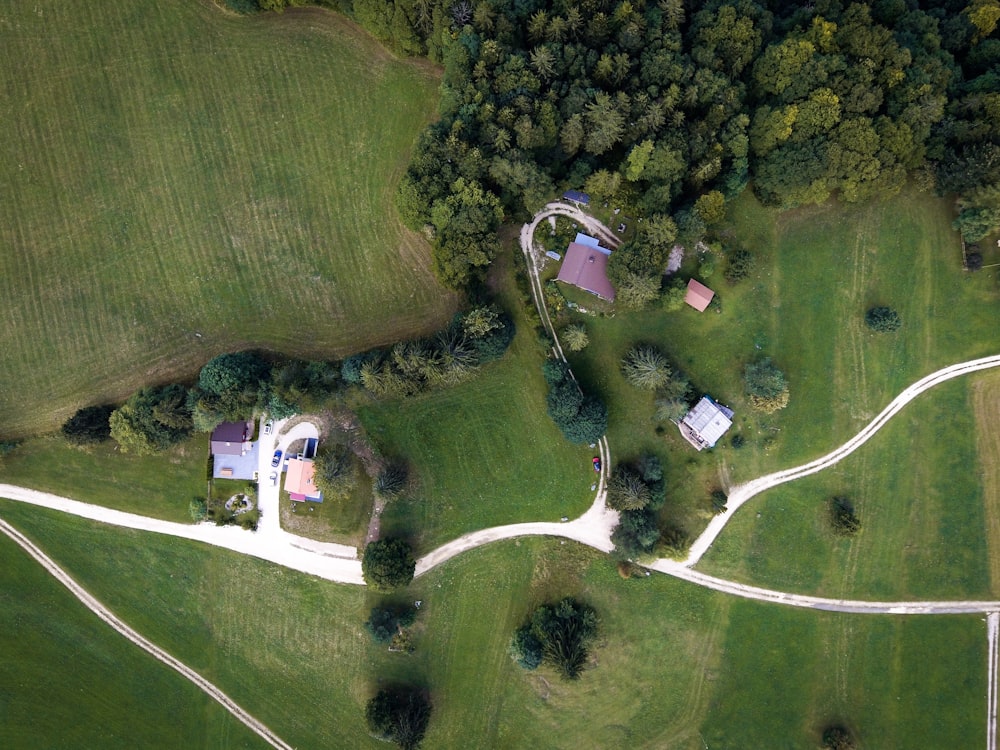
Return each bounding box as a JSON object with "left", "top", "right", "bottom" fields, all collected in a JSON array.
[
  {"left": 563, "top": 190, "right": 591, "bottom": 206},
  {"left": 678, "top": 396, "right": 733, "bottom": 451},
  {"left": 684, "top": 279, "right": 715, "bottom": 312}
]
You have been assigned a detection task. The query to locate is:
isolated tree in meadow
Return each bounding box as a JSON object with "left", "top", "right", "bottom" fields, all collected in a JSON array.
[
  {"left": 829, "top": 497, "right": 861, "bottom": 537},
  {"left": 864, "top": 306, "right": 901, "bottom": 333},
  {"left": 511, "top": 598, "right": 599, "bottom": 680},
  {"left": 374, "top": 462, "right": 408, "bottom": 501},
  {"left": 743, "top": 357, "right": 790, "bottom": 413},
  {"left": 61, "top": 404, "right": 114, "bottom": 445},
  {"left": 362, "top": 538, "right": 416, "bottom": 592},
  {"left": 622, "top": 345, "right": 672, "bottom": 391},
  {"left": 365, "top": 687, "right": 431, "bottom": 750},
  {"left": 561, "top": 323, "right": 589, "bottom": 352},
  {"left": 821, "top": 725, "right": 857, "bottom": 749}
]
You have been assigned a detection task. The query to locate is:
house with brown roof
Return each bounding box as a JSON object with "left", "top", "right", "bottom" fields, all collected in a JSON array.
[
  {"left": 555, "top": 234, "right": 616, "bottom": 301},
  {"left": 285, "top": 457, "right": 323, "bottom": 502},
  {"left": 684, "top": 279, "right": 715, "bottom": 312},
  {"left": 210, "top": 420, "right": 253, "bottom": 456}
]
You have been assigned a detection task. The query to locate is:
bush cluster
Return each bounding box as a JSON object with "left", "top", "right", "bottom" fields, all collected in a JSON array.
[
  {"left": 510, "top": 598, "right": 599, "bottom": 681},
  {"left": 542, "top": 359, "right": 607, "bottom": 445}
]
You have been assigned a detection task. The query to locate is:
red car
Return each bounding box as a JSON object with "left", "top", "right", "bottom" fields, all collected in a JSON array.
[{"left": 592, "top": 457, "right": 601, "bottom": 472}]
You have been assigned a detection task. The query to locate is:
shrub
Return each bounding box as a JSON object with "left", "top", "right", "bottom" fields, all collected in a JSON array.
[
  {"left": 561, "top": 322, "right": 589, "bottom": 352},
  {"left": 365, "top": 605, "right": 417, "bottom": 645},
  {"left": 362, "top": 538, "right": 416, "bottom": 591},
  {"left": 864, "top": 306, "right": 901, "bottom": 333},
  {"left": 967, "top": 251, "right": 983, "bottom": 271},
  {"left": 743, "top": 358, "right": 790, "bottom": 413},
  {"left": 662, "top": 277, "right": 687, "bottom": 311},
  {"left": 710, "top": 489, "right": 728, "bottom": 514},
  {"left": 724, "top": 248, "right": 754, "bottom": 282},
  {"left": 188, "top": 497, "right": 208, "bottom": 522},
  {"left": 61, "top": 404, "right": 115, "bottom": 445},
  {"left": 829, "top": 496, "right": 861, "bottom": 536},
  {"left": 822, "top": 725, "right": 857, "bottom": 749}
]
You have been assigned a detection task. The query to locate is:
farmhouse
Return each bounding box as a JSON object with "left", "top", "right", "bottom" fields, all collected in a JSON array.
[
  {"left": 678, "top": 396, "right": 734, "bottom": 451},
  {"left": 285, "top": 457, "right": 323, "bottom": 503},
  {"left": 556, "top": 234, "right": 616, "bottom": 301},
  {"left": 210, "top": 420, "right": 253, "bottom": 456},
  {"left": 684, "top": 279, "right": 715, "bottom": 312}
]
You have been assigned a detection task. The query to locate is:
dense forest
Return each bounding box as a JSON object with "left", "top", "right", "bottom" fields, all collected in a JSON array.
[{"left": 252, "top": 0, "right": 1000, "bottom": 294}]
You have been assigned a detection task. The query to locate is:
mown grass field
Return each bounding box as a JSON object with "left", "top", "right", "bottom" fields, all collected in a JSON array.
[
  {"left": 0, "top": 434, "right": 208, "bottom": 522},
  {"left": 0, "top": 528, "right": 266, "bottom": 749},
  {"left": 0, "top": 0, "right": 457, "bottom": 438},
  {"left": 565, "top": 187, "right": 1000, "bottom": 544},
  {"left": 0, "top": 503, "right": 986, "bottom": 748},
  {"left": 698, "top": 377, "right": 993, "bottom": 600}
]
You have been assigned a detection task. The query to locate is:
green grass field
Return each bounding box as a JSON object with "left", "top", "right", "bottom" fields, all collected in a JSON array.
[
  {"left": 0, "top": 528, "right": 266, "bottom": 749},
  {"left": 0, "top": 434, "right": 208, "bottom": 522},
  {"left": 565, "top": 187, "right": 1000, "bottom": 543},
  {"left": 0, "top": 1, "right": 457, "bottom": 438},
  {"left": 0, "top": 503, "right": 986, "bottom": 748},
  {"left": 698, "top": 377, "right": 993, "bottom": 600},
  {"left": 358, "top": 317, "right": 594, "bottom": 554}
]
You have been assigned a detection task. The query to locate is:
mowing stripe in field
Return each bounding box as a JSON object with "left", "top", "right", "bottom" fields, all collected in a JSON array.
[{"left": 0, "top": 516, "right": 293, "bottom": 750}]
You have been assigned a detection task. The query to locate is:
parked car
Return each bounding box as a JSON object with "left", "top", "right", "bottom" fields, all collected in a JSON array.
[
  {"left": 271, "top": 449, "right": 282, "bottom": 468},
  {"left": 263, "top": 420, "right": 273, "bottom": 436},
  {"left": 592, "top": 457, "right": 601, "bottom": 472},
  {"left": 269, "top": 471, "right": 278, "bottom": 486}
]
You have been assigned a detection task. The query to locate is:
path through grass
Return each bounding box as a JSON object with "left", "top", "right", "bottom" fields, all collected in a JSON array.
[{"left": 0, "top": 503, "right": 986, "bottom": 748}]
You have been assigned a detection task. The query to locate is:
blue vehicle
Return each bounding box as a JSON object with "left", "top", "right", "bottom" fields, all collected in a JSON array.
[{"left": 271, "top": 449, "right": 282, "bottom": 468}]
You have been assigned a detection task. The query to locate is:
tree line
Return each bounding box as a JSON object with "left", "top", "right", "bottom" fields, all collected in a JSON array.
[
  {"left": 61, "top": 306, "right": 514, "bottom": 455},
  {"left": 244, "top": 0, "right": 1000, "bottom": 292}
]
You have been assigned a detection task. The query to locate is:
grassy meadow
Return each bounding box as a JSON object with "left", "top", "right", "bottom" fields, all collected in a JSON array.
[
  {"left": 0, "top": 527, "right": 266, "bottom": 749},
  {"left": 0, "top": 434, "right": 208, "bottom": 522},
  {"left": 0, "top": 502, "right": 987, "bottom": 749},
  {"left": 358, "top": 307, "right": 594, "bottom": 554},
  {"left": 0, "top": 0, "right": 457, "bottom": 438},
  {"left": 564, "top": 187, "right": 1000, "bottom": 544},
  {"left": 699, "top": 376, "right": 992, "bottom": 600}
]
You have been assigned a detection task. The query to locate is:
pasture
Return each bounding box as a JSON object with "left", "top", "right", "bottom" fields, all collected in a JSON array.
[
  {"left": 0, "top": 434, "right": 207, "bottom": 522},
  {"left": 0, "top": 526, "right": 265, "bottom": 749},
  {"left": 0, "top": 0, "right": 456, "bottom": 438},
  {"left": 565, "top": 188, "right": 1000, "bottom": 542},
  {"left": 698, "top": 376, "right": 992, "bottom": 600},
  {"left": 359, "top": 318, "right": 594, "bottom": 554},
  {"left": 0, "top": 503, "right": 986, "bottom": 748}
]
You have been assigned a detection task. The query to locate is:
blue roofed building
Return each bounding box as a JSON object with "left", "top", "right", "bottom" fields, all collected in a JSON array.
[{"left": 678, "top": 396, "right": 734, "bottom": 451}]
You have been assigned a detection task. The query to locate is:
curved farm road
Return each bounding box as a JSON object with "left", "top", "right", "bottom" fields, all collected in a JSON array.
[
  {"left": 0, "top": 517, "right": 294, "bottom": 750},
  {"left": 682, "top": 352, "right": 1000, "bottom": 567}
]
